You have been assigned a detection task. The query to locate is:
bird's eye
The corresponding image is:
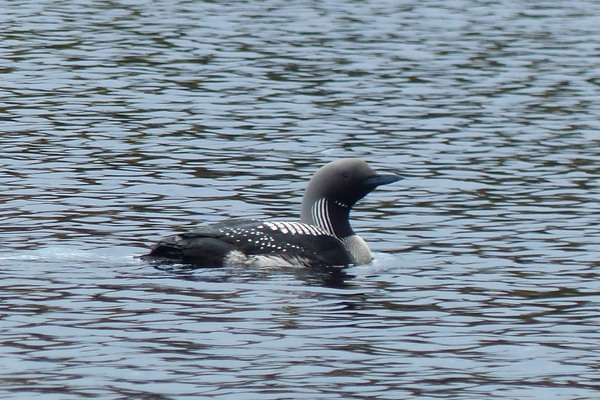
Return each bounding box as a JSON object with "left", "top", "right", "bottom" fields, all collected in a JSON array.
[{"left": 342, "top": 171, "right": 351, "bottom": 180}]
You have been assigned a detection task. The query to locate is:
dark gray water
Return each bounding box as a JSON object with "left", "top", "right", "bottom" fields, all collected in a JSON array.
[{"left": 2, "top": 1, "right": 599, "bottom": 399}]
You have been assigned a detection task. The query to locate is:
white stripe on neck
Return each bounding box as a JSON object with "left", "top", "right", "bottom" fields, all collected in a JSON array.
[{"left": 312, "top": 198, "right": 335, "bottom": 236}]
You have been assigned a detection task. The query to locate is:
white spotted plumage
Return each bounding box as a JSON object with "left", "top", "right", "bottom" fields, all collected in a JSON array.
[{"left": 263, "top": 221, "right": 328, "bottom": 237}]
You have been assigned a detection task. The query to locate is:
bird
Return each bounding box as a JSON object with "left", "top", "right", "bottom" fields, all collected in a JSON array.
[{"left": 142, "top": 158, "right": 400, "bottom": 268}]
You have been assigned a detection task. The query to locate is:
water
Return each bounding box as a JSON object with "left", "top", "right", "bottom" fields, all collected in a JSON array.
[{"left": 1, "top": 0, "right": 600, "bottom": 398}]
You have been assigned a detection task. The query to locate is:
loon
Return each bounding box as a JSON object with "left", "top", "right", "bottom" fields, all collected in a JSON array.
[{"left": 143, "top": 158, "right": 400, "bottom": 268}]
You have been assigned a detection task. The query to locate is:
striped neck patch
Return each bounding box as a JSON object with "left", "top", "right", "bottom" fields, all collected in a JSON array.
[{"left": 311, "top": 198, "right": 335, "bottom": 236}]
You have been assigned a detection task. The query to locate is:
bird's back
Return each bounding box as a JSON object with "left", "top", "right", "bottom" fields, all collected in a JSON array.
[{"left": 144, "top": 219, "right": 351, "bottom": 268}]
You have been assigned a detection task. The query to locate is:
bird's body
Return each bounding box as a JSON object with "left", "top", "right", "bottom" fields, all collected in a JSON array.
[
  {"left": 147, "top": 219, "right": 352, "bottom": 268},
  {"left": 143, "top": 159, "right": 399, "bottom": 268}
]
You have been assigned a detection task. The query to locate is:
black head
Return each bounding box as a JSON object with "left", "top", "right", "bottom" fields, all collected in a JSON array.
[{"left": 300, "top": 159, "right": 400, "bottom": 233}]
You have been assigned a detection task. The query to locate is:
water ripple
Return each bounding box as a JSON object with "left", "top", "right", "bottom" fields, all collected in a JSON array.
[{"left": 2, "top": 0, "right": 600, "bottom": 398}]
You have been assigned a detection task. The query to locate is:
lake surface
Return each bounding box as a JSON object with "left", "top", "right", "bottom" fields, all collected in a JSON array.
[{"left": 2, "top": 0, "right": 599, "bottom": 398}]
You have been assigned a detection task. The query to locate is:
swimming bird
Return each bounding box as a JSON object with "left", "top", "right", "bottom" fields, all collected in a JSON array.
[{"left": 143, "top": 158, "right": 400, "bottom": 268}]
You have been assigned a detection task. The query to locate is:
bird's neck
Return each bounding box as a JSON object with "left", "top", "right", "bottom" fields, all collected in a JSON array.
[{"left": 301, "top": 198, "right": 354, "bottom": 238}]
